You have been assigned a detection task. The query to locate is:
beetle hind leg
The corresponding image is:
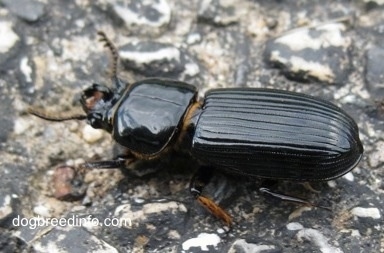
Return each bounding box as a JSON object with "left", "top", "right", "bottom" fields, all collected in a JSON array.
[
  {"left": 189, "top": 166, "right": 233, "bottom": 226},
  {"left": 259, "top": 186, "right": 331, "bottom": 211}
]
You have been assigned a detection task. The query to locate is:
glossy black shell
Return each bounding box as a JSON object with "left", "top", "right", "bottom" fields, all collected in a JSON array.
[
  {"left": 191, "top": 88, "right": 363, "bottom": 181},
  {"left": 112, "top": 79, "right": 196, "bottom": 156}
]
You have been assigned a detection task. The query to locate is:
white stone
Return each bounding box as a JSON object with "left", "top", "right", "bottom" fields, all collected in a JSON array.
[
  {"left": 182, "top": 233, "right": 221, "bottom": 251},
  {"left": 351, "top": 207, "right": 381, "bottom": 219},
  {"left": 82, "top": 125, "right": 103, "bottom": 143},
  {"left": 0, "top": 22, "right": 19, "bottom": 53}
]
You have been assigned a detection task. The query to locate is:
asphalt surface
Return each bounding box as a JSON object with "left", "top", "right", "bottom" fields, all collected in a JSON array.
[{"left": 0, "top": 0, "right": 383, "bottom": 252}]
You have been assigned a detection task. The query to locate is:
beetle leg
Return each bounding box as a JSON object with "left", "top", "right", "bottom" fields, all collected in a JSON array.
[
  {"left": 80, "top": 159, "right": 126, "bottom": 169},
  {"left": 79, "top": 146, "right": 136, "bottom": 170},
  {"left": 259, "top": 187, "right": 331, "bottom": 211},
  {"left": 301, "top": 182, "right": 321, "bottom": 193},
  {"left": 189, "top": 167, "right": 232, "bottom": 226},
  {"left": 80, "top": 154, "right": 136, "bottom": 170}
]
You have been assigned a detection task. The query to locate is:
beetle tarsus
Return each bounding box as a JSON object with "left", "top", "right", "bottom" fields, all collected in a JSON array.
[
  {"left": 196, "top": 195, "right": 233, "bottom": 227},
  {"left": 189, "top": 166, "right": 232, "bottom": 226}
]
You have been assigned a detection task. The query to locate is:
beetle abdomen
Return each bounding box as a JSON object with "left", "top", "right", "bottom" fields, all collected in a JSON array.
[{"left": 191, "top": 89, "right": 363, "bottom": 181}]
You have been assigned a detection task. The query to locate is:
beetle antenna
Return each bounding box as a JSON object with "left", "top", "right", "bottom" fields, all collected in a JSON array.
[
  {"left": 28, "top": 107, "right": 87, "bottom": 121},
  {"left": 97, "top": 31, "right": 119, "bottom": 81}
]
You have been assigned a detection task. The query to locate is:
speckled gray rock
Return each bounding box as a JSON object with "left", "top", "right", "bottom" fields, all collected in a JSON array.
[
  {"left": 2, "top": 0, "right": 46, "bottom": 22},
  {"left": 363, "top": 0, "right": 384, "bottom": 10},
  {"left": 368, "top": 141, "right": 384, "bottom": 168},
  {"left": 0, "top": 163, "right": 32, "bottom": 227},
  {"left": 197, "top": 0, "right": 242, "bottom": 26},
  {"left": 264, "top": 21, "right": 352, "bottom": 84},
  {"left": 119, "top": 41, "right": 199, "bottom": 79},
  {"left": 0, "top": 231, "right": 29, "bottom": 253},
  {"left": 0, "top": 21, "right": 20, "bottom": 68},
  {"left": 365, "top": 46, "right": 384, "bottom": 98},
  {"left": 0, "top": 195, "right": 16, "bottom": 226},
  {"left": 1, "top": 0, "right": 384, "bottom": 252},
  {"left": 15, "top": 199, "right": 190, "bottom": 252},
  {"left": 30, "top": 226, "right": 118, "bottom": 253},
  {"left": 108, "top": 0, "right": 172, "bottom": 35},
  {"left": 228, "top": 239, "right": 279, "bottom": 253}
]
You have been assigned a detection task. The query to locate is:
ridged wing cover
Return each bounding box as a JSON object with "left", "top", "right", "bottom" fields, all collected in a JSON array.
[{"left": 191, "top": 89, "right": 363, "bottom": 181}]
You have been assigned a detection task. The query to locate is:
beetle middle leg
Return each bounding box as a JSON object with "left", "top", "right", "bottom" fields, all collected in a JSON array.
[{"left": 189, "top": 166, "right": 233, "bottom": 226}]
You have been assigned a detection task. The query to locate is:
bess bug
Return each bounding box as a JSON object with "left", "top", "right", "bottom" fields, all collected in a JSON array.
[{"left": 29, "top": 32, "right": 363, "bottom": 226}]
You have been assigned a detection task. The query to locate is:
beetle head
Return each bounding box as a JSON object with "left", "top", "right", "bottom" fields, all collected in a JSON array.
[
  {"left": 28, "top": 32, "right": 125, "bottom": 129},
  {"left": 80, "top": 83, "right": 118, "bottom": 132}
]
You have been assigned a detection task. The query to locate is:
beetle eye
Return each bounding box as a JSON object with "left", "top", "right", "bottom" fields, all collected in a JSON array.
[
  {"left": 81, "top": 84, "right": 113, "bottom": 112},
  {"left": 82, "top": 90, "right": 106, "bottom": 112}
]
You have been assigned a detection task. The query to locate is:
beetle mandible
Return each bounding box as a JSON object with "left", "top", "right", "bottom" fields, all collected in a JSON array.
[{"left": 29, "top": 32, "right": 364, "bottom": 226}]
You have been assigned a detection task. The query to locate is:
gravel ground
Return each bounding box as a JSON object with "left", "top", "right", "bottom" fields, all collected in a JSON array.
[{"left": 0, "top": 0, "right": 383, "bottom": 252}]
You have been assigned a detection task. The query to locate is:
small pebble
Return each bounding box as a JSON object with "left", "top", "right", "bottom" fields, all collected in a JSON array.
[
  {"left": 33, "top": 205, "right": 51, "bottom": 217},
  {"left": 182, "top": 233, "right": 221, "bottom": 251},
  {"left": 351, "top": 207, "right": 381, "bottom": 219},
  {"left": 3, "top": 0, "right": 46, "bottom": 22},
  {"left": 20, "top": 57, "right": 33, "bottom": 83},
  {"left": 53, "top": 166, "right": 85, "bottom": 201},
  {"left": 297, "top": 228, "right": 343, "bottom": 253},
  {"left": 0, "top": 195, "right": 13, "bottom": 220},
  {"left": 229, "top": 240, "right": 276, "bottom": 253},
  {"left": 82, "top": 125, "right": 103, "bottom": 143},
  {"left": 112, "top": 0, "right": 171, "bottom": 28},
  {"left": 0, "top": 22, "right": 19, "bottom": 53},
  {"left": 167, "top": 230, "right": 181, "bottom": 240},
  {"left": 368, "top": 141, "right": 384, "bottom": 168},
  {"left": 286, "top": 222, "right": 304, "bottom": 231},
  {"left": 327, "top": 180, "right": 337, "bottom": 188},
  {"left": 14, "top": 117, "right": 31, "bottom": 135},
  {"left": 53, "top": 166, "right": 76, "bottom": 200},
  {"left": 186, "top": 33, "right": 202, "bottom": 44},
  {"left": 342, "top": 172, "right": 354, "bottom": 182}
]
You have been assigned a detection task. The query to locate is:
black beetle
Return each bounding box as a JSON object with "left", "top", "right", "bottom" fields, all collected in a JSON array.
[{"left": 29, "top": 32, "right": 363, "bottom": 226}]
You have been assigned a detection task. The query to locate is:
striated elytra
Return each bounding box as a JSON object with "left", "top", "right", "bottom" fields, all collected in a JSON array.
[{"left": 192, "top": 88, "right": 363, "bottom": 181}]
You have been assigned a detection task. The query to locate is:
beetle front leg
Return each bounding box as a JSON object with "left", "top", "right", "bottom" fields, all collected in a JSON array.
[
  {"left": 80, "top": 153, "right": 136, "bottom": 170},
  {"left": 189, "top": 166, "right": 233, "bottom": 226},
  {"left": 80, "top": 159, "right": 125, "bottom": 169}
]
